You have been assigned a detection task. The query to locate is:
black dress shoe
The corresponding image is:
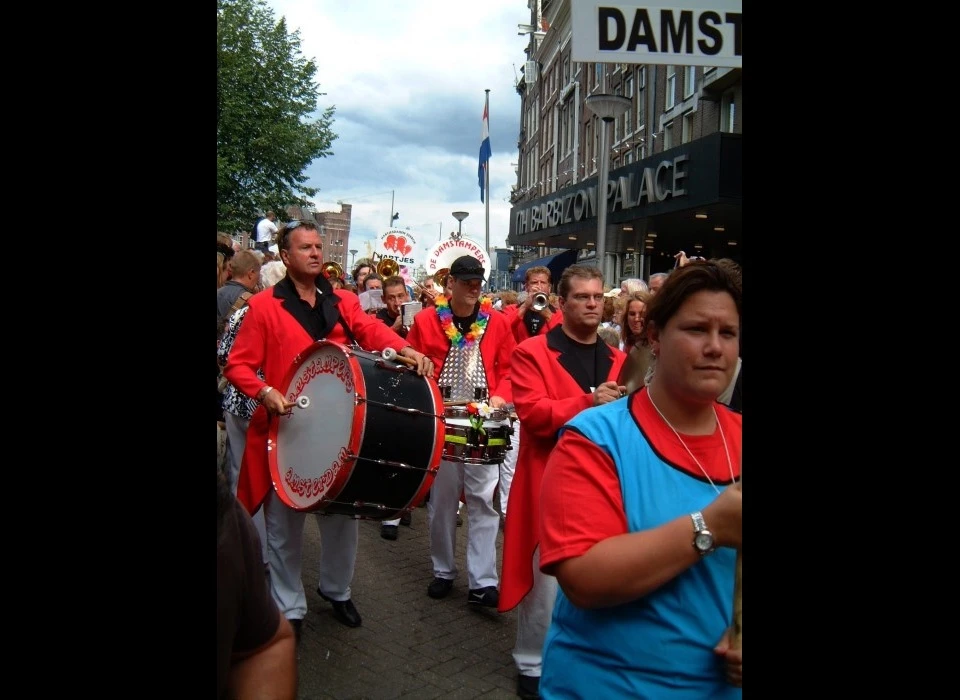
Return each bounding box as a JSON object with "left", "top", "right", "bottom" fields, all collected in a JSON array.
[
  {"left": 399, "top": 511, "right": 412, "bottom": 526},
  {"left": 381, "top": 524, "right": 399, "bottom": 540},
  {"left": 317, "top": 588, "right": 362, "bottom": 628},
  {"left": 517, "top": 674, "right": 540, "bottom": 699},
  {"left": 427, "top": 577, "right": 454, "bottom": 599}
]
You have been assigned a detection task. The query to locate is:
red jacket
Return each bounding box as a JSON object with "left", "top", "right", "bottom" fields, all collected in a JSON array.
[
  {"left": 502, "top": 303, "right": 564, "bottom": 344},
  {"left": 406, "top": 303, "right": 515, "bottom": 402},
  {"left": 224, "top": 276, "right": 410, "bottom": 514},
  {"left": 498, "top": 325, "right": 627, "bottom": 612}
]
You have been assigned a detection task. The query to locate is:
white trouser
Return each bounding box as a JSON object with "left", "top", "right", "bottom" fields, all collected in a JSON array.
[
  {"left": 262, "top": 491, "right": 359, "bottom": 620},
  {"left": 224, "top": 411, "right": 266, "bottom": 563},
  {"left": 499, "top": 420, "right": 521, "bottom": 517},
  {"left": 382, "top": 518, "right": 400, "bottom": 527},
  {"left": 513, "top": 546, "right": 558, "bottom": 677},
  {"left": 427, "top": 458, "right": 500, "bottom": 590}
]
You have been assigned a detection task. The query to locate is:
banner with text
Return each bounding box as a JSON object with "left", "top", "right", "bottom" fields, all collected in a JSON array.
[
  {"left": 375, "top": 229, "right": 420, "bottom": 288},
  {"left": 571, "top": 0, "right": 742, "bottom": 68}
]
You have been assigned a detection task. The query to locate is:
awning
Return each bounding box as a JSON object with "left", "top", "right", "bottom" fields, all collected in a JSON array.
[{"left": 512, "top": 249, "right": 579, "bottom": 283}]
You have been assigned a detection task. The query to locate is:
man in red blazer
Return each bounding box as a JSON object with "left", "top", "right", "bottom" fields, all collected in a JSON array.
[
  {"left": 499, "top": 264, "right": 627, "bottom": 699},
  {"left": 496, "top": 266, "right": 564, "bottom": 527},
  {"left": 406, "top": 255, "right": 516, "bottom": 607},
  {"left": 224, "top": 219, "right": 433, "bottom": 634}
]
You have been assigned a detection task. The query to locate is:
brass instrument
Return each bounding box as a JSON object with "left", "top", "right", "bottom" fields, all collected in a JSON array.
[
  {"left": 321, "top": 261, "right": 344, "bottom": 281},
  {"left": 434, "top": 267, "right": 450, "bottom": 288},
  {"left": 532, "top": 292, "right": 549, "bottom": 311},
  {"left": 377, "top": 257, "right": 400, "bottom": 278}
]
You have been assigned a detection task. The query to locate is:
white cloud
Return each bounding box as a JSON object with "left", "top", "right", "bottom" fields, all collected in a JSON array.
[{"left": 268, "top": 0, "right": 529, "bottom": 261}]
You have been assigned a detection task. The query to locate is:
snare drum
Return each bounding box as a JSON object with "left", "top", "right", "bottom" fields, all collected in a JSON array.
[
  {"left": 269, "top": 341, "right": 445, "bottom": 519},
  {"left": 442, "top": 405, "right": 513, "bottom": 465}
]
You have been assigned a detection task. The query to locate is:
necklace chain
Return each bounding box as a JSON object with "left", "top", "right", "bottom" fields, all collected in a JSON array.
[{"left": 647, "top": 390, "right": 736, "bottom": 495}]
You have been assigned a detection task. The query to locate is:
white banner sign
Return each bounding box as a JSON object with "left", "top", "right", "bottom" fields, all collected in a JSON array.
[
  {"left": 374, "top": 229, "right": 420, "bottom": 287},
  {"left": 425, "top": 235, "right": 491, "bottom": 284},
  {"left": 571, "top": 1, "right": 742, "bottom": 68}
]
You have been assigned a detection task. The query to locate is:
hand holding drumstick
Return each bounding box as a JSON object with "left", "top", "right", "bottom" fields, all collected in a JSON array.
[{"left": 712, "top": 471, "right": 741, "bottom": 687}]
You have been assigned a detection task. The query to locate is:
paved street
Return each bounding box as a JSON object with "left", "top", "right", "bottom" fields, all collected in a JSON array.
[{"left": 295, "top": 505, "right": 519, "bottom": 699}]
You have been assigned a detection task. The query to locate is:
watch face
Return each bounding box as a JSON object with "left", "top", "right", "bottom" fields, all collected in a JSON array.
[{"left": 695, "top": 532, "right": 714, "bottom": 551}]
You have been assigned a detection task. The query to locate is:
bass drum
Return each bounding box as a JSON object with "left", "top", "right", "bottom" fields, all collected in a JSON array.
[{"left": 269, "top": 340, "right": 444, "bottom": 519}]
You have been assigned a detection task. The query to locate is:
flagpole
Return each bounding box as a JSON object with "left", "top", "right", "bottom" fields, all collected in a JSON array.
[{"left": 484, "top": 88, "right": 491, "bottom": 259}]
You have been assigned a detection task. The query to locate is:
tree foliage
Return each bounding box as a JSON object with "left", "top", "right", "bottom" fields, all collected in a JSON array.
[{"left": 217, "top": 0, "right": 337, "bottom": 234}]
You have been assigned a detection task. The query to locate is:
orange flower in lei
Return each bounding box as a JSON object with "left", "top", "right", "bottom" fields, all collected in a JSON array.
[{"left": 436, "top": 296, "right": 493, "bottom": 348}]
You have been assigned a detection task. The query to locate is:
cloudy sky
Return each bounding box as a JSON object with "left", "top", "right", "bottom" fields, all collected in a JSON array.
[{"left": 268, "top": 0, "right": 533, "bottom": 265}]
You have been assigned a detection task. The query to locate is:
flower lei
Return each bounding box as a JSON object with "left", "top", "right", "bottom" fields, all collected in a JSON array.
[
  {"left": 466, "top": 401, "right": 493, "bottom": 435},
  {"left": 436, "top": 295, "right": 492, "bottom": 348}
]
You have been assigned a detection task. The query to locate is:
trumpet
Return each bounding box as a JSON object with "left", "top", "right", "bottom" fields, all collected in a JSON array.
[
  {"left": 321, "top": 261, "right": 344, "bottom": 281},
  {"left": 532, "top": 292, "right": 549, "bottom": 311},
  {"left": 377, "top": 257, "right": 400, "bottom": 278}
]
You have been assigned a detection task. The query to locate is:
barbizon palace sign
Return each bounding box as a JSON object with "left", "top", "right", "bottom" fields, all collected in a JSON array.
[
  {"left": 515, "top": 155, "right": 688, "bottom": 235},
  {"left": 571, "top": 0, "right": 742, "bottom": 69}
]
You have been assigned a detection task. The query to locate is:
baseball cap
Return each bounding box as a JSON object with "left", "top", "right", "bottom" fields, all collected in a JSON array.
[{"left": 449, "top": 255, "right": 486, "bottom": 281}]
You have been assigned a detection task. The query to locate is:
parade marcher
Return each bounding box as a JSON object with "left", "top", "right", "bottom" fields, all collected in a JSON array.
[
  {"left": 499, "top": 265, "right": 627, "bottom": 699},
  {"left": 376, "top": 275, "right": 414, "bottom": 540},
  {"left": 217, "top": 470, "right": 296, "bottom": 700},
  {"left": 405, "top": 255, "right": 516, "bottom": 606},
  {"left": 224, "top": 220, "right": 433, "bottom": 633},
  {"left": 497, "top": 266, "right": 564, "bottom": 522},
  {"left": 537, "top": 260, "right": 742, "bottom": 698}
]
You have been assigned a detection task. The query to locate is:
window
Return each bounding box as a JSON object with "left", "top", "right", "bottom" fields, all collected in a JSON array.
[
  {"left": 624, "top": 72, "right": 633, "bottom": 99},
  {"left": 623, "top": 103, "right": 632, "bottom": 136},
  {"left": 595, "top": 63, "right": 604, "bottom": 91},
  {"left": 564, "top": 57, "right": 570, "bottom": 84},
  {"left": 682, "top": 110, "right": 695, "bottom": 144},
  {"left": 663, "top": 120, "right": 674, "bottom": 150},
  {"left": 636, "top": 144, "right": 646, "bottom": 161},
  {"left": 721, "top": 90, "right": 736, "bottom": 132},
  {"left": 683, "top": 66, "right": 696, "bottom": 97},
  {"left": 665, "top": 65, "right": 676, "bottom": 110}
]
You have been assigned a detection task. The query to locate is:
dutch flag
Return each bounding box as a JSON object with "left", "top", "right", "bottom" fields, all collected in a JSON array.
[{"left": 478, "top": 96, "right": 491, "bottom": 203}]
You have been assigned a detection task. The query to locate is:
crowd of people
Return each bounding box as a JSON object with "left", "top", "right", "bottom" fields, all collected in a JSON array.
[{"left": 216, "top": 227, "right": 742, "bottom": 700}]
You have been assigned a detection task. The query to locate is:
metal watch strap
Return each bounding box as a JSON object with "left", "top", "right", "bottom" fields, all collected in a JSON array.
[{"left": 690, "top": 511, "right": 707, "bottom": 532}]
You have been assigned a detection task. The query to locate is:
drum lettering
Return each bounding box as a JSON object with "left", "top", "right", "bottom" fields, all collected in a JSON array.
[{"left": 293, "top": 355, "right": 355, "bottom": 397}]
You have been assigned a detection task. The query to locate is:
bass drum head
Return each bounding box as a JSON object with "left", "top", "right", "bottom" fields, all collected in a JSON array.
[{"left": 269, "top": 341, "right": 364, "bottom": 511}]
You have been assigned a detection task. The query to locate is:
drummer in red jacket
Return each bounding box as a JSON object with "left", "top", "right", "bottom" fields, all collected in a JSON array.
[
  {"left": 406, "top": 255, "right": 516, "bottom": 607},
  {"left": 499, "top": 264, "right": 627, "bottom": 699},
  {"left": 224, "top": 219, "right": 432, "bottom": 635}
]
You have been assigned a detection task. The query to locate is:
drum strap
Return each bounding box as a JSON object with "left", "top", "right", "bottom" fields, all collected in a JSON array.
[{"left": 336, "top": 315, "right": 360, "bottom": 348}]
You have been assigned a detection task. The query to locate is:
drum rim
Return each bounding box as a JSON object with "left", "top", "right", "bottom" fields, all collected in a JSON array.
[{"left": 268, "top": 339, "right": 366, "bottom": 511}]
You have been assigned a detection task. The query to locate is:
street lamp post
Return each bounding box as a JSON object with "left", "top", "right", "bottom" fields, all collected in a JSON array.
[
  {"left": 585, "top": 94, "right": 631, "bottom": 284},
  {"left": 452, "top": 211, "right": 469, "bottom": 238},
  {"left": 350, "top": 249, "right": 358, "bottom": 267}
]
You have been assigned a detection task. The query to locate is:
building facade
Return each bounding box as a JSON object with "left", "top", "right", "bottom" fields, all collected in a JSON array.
[{"left": 508, "top": 0, "right": 742, "bottom": 286}]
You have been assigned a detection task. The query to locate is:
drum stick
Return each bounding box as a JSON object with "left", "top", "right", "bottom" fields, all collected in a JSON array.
[
  {"left": 380, "top": 347, "right": 418, "bottom": 368},
  {"left": 443, "top": 400, "right": 469, "bottom": 407},
  {"left": 731, "top": 463, "right": 742, "bottom": 650}
]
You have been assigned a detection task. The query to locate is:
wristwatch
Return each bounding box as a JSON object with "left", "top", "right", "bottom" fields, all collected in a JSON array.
[{"left": 690, "top": 511, "right": 716, "bottom": 556}]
